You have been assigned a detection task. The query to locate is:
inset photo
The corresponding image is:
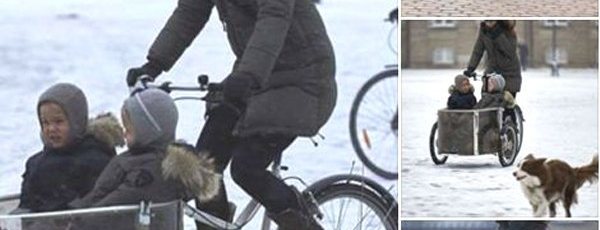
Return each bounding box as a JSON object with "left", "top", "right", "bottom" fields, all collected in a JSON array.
[
  {"left": 401, "top": 221, "right": 598, "bottom": 230},
  {"left": 401, "top": 20, "right": 598, "bottom": 217},
  {"left": 401, "top": 0, "right": 598, "bottom": 17}
]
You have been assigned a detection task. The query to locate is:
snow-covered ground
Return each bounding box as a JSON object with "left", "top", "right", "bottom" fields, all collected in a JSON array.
[
  {"left": 0, "top": 0, "right": 398, "bottom": 229},
  {"left": 401, "top": 68, "right": 598, "bottom": 217}
]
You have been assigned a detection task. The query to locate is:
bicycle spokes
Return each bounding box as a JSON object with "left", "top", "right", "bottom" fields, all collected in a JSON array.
[
  {"left": 349, "top": 69, "right": 398, "bottom": 179},
  {"left": 319, "top": 196, "right": 390, "bottom": 230}
]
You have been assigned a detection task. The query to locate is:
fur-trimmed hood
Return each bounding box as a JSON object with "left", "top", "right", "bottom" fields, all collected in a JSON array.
[
  {"left": 161, "top": 143, "right": 221, "bottom": 202},
  {"left": 503, "top": 91, "right": 516, "bottom": 108},
  {"left": 448, "top": 84, "right": 475, "bottom": 94},
  {"left": 86, "top": 113, "right": 125, "bottom": 148}
]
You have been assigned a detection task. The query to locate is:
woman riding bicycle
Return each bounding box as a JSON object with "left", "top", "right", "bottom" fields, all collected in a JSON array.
[
  {"left": 464, "top": 21, "right": 521, "bottom": 96},
  {"left": 125, "top": 0, "right": 336, "bottom": 229},
  {"left": 463, "top": 20, "right": 522, "bottom": 121}
]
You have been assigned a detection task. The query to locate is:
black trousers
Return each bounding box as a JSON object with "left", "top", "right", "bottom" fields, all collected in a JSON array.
[
  {"left": 503, "top": 91, "right": 518, "bottom": 122},
  {"left": 194, "top": 105, "right": 299, "bottom": 228}
]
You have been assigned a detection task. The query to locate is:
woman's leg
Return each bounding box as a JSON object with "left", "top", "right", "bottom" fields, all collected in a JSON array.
[
  {"left": 229, "top": 135, "right": 322, "bottom": 229},
  {"left": 229, "top": 135, "right": 297, "bottom": 213},
  {"left": 194, "top": 104, "right": 240, "bottom": 229}
]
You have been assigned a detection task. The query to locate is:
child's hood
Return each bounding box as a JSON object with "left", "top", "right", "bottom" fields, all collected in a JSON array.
[
  {"left": 38, "top": 83, "right": 88, "bottom": 143},
  {"left": 161, "top": 142, "right": 221, "bottom": 202},
  {"left": 86, "top": 113, "right": 125, "bottom": 148},
  {"left": 448, "top": 84, "right": 475, "bottom": 94}
]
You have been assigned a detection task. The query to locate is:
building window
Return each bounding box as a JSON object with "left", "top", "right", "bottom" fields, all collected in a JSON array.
[
  {"left": 433, "top": 48, "right": 455, "bottom": 65},
  {"left": 543, "top": 20, "right": 569, "bottom": 27},
  {"left": 430, "top": 20, "right": 456, "bottom": 28},
  {"left": 545, "top": 48, "right": 568, "bottom": 65}
]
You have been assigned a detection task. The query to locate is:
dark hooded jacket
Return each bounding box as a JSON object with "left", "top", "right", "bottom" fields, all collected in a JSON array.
[
  {"left": 447, "top": 85, "right": 476, "bottom": 109},
  {"left": 467, "top": 21, "right": 522, "bottom": 93},
  {"left": 70, "top": 89, "right": 220, "bottom": 209},
  {"left": 146, "top": 0, "right": 336, "bottom": 137},
  {"left": 15, "top": 83, "right": 122, "bottom": 213}
]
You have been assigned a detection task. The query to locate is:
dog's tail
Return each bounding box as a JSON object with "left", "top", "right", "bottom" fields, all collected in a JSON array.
[{"left": 574, "top": 154, "right": 598, "bottom": 188}]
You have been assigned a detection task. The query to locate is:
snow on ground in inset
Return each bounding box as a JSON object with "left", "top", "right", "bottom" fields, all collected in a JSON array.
[
  {"left": 0, "top": 0, "right": 398, "bottom": 228},
  {"left": 401, "top": 68, "right": 598, "bottom": 217}
]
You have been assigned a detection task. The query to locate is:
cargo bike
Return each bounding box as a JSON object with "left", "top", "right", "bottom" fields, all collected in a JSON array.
[
  {"left": 0, "top": 75, "right": 399, "bottom": 230},
  {"left": 429, "top": 73, "right": 524, "bottom": 166}
]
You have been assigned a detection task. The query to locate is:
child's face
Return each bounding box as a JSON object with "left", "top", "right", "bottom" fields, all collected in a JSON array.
[
  {"left": 121, "top": 109, "right": 135, "bottom": 147},
  {"left": 458, "top": 79, "right": 471, "bottom": 94},
  {"left": 487, "top": 78, "right": 496, "bottom": 93},
  {"left": 39, "top": 102, "right": 70, "bottom": 149}
]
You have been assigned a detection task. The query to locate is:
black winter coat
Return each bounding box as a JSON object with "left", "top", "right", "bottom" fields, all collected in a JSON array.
[
  {"left": 447, "top": 92, "right": 476, "bottom": 109},
  {"left": 147, "top": 0, "right": 336, "bottom": 137},
  {"left": 468, "top": 22, "right": 522, "bottom": 93},
  {"left": 17, "top": 136, "right": 113, "bottom": 212}
]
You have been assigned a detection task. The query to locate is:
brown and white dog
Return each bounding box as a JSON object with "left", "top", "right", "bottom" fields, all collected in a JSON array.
[{"left": 513, "top": 154, "right": 598, "bottom": 217}]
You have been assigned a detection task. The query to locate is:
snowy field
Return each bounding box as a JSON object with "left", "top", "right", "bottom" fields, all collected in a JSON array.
[
  {"left": 0, "top": 0, "right": 398, "bottom": 229},
  {"left": 401, "top": 68, "right": 598, "bottom": 217}
]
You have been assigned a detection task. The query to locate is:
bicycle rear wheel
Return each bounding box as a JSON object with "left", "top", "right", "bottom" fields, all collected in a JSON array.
[
  {"left": 306, "top": 175, "right": 398, "bottom": 230},
  {"left": 349, "top": 68, "right": 398, "bottom": 179},
  {"left": 514, "top": 105, "right": 524, "bottom": 153}
]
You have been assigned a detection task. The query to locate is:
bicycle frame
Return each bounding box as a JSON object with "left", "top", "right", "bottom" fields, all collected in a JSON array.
[
  {"left": 132, "top": 76, "right": 292, "bottom": 229},
  {"left": 182, "top": 154, "right": 285, "bottom": 230}
]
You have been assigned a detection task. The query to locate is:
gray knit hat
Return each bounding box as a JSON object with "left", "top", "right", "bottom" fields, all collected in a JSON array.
[
  {"left": 123, "top": 89, "right": 178, "bottom": 150},
  {"left": 488, "top": 74, "right": 506, "bottom": 92},
  {"left": 38, "top": 83, "right": 88, "bottom": 146}
]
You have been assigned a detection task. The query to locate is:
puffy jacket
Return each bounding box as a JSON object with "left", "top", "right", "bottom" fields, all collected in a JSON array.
[{"left": 147, "top": 0, "right": 336, "bottom": 137}]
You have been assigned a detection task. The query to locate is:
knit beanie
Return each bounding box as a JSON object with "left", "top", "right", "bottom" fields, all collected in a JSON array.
[
  {"left": 488, "top": 74, "right": 506, "bottom": 92},
  {"left": 122, "top": 88, "right": 178, "bottom": 150}
]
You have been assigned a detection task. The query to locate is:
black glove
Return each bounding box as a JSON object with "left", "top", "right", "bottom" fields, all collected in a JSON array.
[
  {"left": 222, "top": 72, "right": 257, "bottom": 108},
  {"left": 126, "top": 62, "right": 163, "bottom": 87},
  {"left": 463, "top": 67, "right": 476, "bottom": 78}
]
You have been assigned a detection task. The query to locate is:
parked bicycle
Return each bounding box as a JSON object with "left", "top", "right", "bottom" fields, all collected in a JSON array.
[
  {"left": 0, "top": 75, "right": 399, "bottom": 230},
  {"left": 349, "top": 9, "right": 398, "bottom": 180}
]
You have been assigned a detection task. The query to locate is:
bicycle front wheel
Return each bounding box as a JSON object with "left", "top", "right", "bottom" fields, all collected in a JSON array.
[
  {"left": 349, "top": 68, "right": 398, "bottom": 179},
  {"left": 308, "top": 175, "right": 398, "bottom": 230}
]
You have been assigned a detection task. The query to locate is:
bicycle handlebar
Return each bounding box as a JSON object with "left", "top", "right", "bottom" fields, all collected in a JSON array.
[
  {"left": 129, "top": 74, "right": 222, "bottom": 96},
  {"left": 465, "top": 72, "right": 492, "bottom": 81}
]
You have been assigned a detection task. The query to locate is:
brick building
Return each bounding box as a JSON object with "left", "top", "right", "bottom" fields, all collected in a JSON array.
[{"left": 401, "top": 20, "right": 598, "bottom": 69}]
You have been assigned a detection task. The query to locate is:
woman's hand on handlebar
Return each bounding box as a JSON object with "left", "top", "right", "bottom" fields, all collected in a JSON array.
[
  {"left": 463, "top": 67, "right": 476, "bottom": 78},
  {"left": 126, "top": 62, "right": 163, "bottom": 87}
]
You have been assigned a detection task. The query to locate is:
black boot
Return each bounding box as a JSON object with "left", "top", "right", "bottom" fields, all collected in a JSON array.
[
  {"left": 270, "top": 208, "right": 323, "bottom": 230},
  {"left": 195, "top": 183, "right": 232, "bottom": 230},
  {"left": 270, "top": 186, "right": 323, "bottom": 230}
]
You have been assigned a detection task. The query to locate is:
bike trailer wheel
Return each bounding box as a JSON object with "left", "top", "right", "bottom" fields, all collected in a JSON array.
[{"left": 429, "top": 122, "right": 448, "bottom": 165}]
